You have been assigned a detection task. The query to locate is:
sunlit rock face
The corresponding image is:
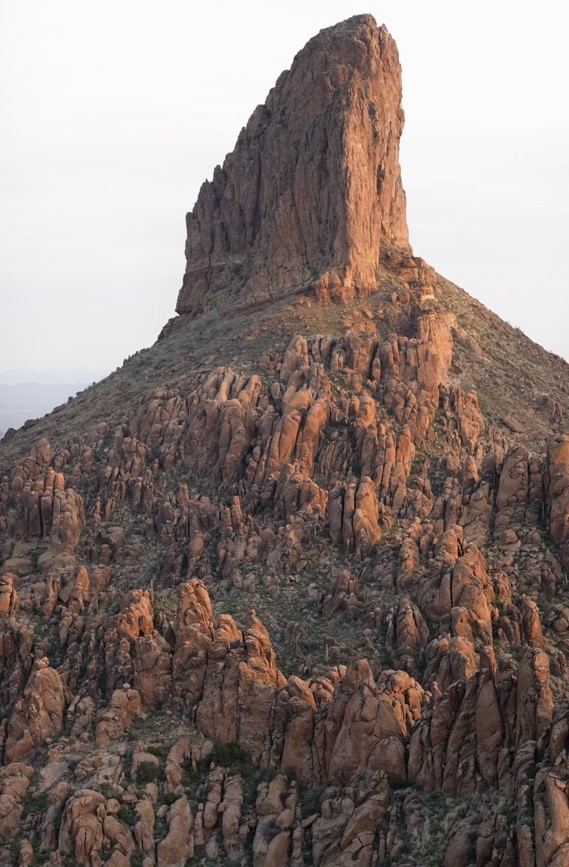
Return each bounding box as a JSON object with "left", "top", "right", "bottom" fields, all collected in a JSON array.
[{"left": 176, "top": 14, "right": 410, "bottom": 316}]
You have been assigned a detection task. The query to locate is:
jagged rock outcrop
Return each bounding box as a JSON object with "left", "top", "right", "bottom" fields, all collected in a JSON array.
[
  {"left": 548, "top": 434, "right": 569, "bottom": 567},
  {"left": 0, "top": 764, "right": 32, "bottom": 842},
  {"left": 176, "top": 14, "right": 410, "bottom": 317},
  {"left": 95, "top": 686, "right": 143, "bottom": 744},
  {"left": 4, "top": 658, "right": 65, "bottom": 763},
  {"left": 0, "top": 573, "right": 18, "bottom": 620}
]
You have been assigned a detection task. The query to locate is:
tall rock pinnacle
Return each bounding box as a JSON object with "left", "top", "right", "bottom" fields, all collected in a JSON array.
[{"left": 176, "top": 14, "right": 410, "bottom": 316}]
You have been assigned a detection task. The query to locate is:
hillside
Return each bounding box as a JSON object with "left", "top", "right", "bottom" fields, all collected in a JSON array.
[{"left": 1, "top": 15, "right": 569, "bottom": 867}]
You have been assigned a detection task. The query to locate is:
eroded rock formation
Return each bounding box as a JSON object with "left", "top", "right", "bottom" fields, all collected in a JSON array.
[
  {"left": 176, "top": 14, "right": 410, "bottom": 317},
  {"left": 1, "top": 12, "right": 569, "bottom": 867}
]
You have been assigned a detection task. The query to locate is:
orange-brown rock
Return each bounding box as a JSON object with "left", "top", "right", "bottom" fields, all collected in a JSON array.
[
  {"left": 5, "top": 659, "right": 65, "bottom": 763},
  {"left": 0, "top": 574, "right": 18, "bottom": 620},
  {"left": 310, "top": 772, "right": 390, "bottom": 865},
  {"left": 10, "top": 468, "right": 84, "bottom": 551},
  {"left": 0, "top": 626, "right": 34, "bottom": 716},
  {"left": 534, "top": 773, "right": 569, "bottom": 867},
  {"left": 194, "top": 609, "right": 286, "bottom": 762},
  {"left": 58, "top": 788, "right": 135, "bottom": 865},
  {"left": 321, "top": 569, "right": 364, "bottom": 621},
  {"left": 0, "top": 764, "right": 33, "bottom": 842},
  {"left": 515, "top": 649, "right": 554, "bottom": 745},
  {"left": 329, "top": 476, "right": 382, "bottom": 557},
  {"left": 176, "top": 15, "right": 409, "bottom": 317},
  {"left": 252, "top": 774, "right": 297, "bottom": 866},
  {"left": 386, "top": 596, "right": 430, "bottom": 675},
  {"left": 547, "top": 434, "right": 569, "bottom": 567},
  {"left": 156, "top": 796, "right": 193, "bottom": 866},
  {"left": 95, "top": 686, "right": 143, "bottom": 744}
]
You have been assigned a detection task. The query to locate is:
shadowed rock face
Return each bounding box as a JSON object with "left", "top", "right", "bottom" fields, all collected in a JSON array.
[{"left": 176, "top": 14, "right": 410, "bottom": 316}]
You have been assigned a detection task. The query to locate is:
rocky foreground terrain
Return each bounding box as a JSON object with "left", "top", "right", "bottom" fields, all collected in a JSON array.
[{"left": 1, "top": 14, "right": 569, "bottom": 867}]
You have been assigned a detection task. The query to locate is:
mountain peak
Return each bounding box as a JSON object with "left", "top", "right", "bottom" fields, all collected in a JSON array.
[
  {"left": 3, "top": 17, "right": 569, "bottom": 866},
  {"left": 176, "top": 14, "right": 410, "bottom": 317}
]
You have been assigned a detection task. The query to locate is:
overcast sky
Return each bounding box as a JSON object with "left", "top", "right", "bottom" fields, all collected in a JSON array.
[{"left": 1, "top": 0, "right": 567, "bottom": 381}]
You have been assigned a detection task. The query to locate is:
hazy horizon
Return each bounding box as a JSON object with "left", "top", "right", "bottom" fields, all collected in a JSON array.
[
  {"left": 0, "top": 380, "right": 93, "bottom": 434},
  {"left": 0, "top": 367, "right": 108, "bottom": 386},
  {"left": 1, "top": 0, "right": 568, "bottom": 373}
]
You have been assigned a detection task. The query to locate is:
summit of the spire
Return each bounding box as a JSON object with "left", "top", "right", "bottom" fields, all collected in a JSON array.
[{"left": 176, "top": 15, "right": 410, "bottom": 316}]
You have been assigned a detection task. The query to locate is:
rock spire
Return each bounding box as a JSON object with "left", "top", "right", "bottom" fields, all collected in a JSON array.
[{"left": 176, "top": 14, "right": 410, "bottom": 315}]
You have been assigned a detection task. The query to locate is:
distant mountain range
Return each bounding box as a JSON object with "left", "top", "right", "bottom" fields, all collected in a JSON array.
[
  {"left": 0, "top": 367, "right": 108, "bottom": 436},
  {"left": 0, "top": 367, "right": 106, "bottom": 386},
  {"left": 0, "top": 381, "right": 89, "bottom": 435}
]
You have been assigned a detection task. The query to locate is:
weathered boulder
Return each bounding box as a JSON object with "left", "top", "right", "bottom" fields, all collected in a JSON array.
[{"left": 5, "top": 659, "right": 65, "bottom": 763}]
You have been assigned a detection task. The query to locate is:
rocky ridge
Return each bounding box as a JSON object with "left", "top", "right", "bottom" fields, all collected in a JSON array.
[{"left": 1, "top": 13, "right": 569, "bottom": 867}]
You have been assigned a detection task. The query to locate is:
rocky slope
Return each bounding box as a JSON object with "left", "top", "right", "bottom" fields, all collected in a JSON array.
[{"left": 1, "top": 13, "right": 569, "bottom": 867}]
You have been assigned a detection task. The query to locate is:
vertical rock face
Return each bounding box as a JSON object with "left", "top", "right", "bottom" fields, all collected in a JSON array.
[
  {"left": 176, "top": 14, "right": 410, "bottom": 316},
  {"left": 548, "top": 435, "right": 569, "bottom": 567}
]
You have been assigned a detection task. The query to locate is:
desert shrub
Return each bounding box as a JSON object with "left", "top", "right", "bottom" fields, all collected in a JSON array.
[{"left": 137, "top": 761, "right": 160, "bottom": 783}]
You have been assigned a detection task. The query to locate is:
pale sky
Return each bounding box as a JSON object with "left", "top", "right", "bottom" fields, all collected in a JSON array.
[{"left": 1, "top": 0, "right": 568, "bottom": 380}]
